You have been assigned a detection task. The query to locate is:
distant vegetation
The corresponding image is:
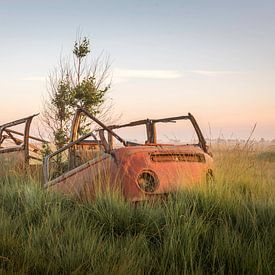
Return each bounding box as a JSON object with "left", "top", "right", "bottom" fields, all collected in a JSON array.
[
  {"left": 0, "top": 146, "right": 274, "bottom": 274},
  {"left": 257, "top": 151, "right": 275, "bottom": 162}
]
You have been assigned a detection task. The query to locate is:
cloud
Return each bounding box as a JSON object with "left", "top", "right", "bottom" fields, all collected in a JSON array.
[
  {"left": 18, "top": 69, "right": 242, "bottom": 84},
  {"left": 187, "top": 70, "right": 242, "bottom": 77},
  {"left": 114, "top": 69, "right": 182, "bottom": 80},
  {"left": 19, "top": 76, "right": 46, "bottom": 81},
  {"left": 113, "top": 68, "right": 242, "bottom": 82}
]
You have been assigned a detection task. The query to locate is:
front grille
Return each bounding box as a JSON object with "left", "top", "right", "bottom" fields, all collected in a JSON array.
[{"left": 150, "top": 153, "right": 206, "bottom": 163}]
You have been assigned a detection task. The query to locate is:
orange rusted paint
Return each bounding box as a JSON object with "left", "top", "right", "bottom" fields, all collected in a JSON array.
[{"left": 44, "top": 107, "right": 213, "bottom": 201}]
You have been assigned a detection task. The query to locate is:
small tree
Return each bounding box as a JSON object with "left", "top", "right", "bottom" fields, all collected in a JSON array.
[{"left": 42, "top": 36, "right": 111, "bottom": 150}]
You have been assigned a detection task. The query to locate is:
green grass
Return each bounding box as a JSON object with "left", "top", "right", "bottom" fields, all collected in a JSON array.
[{"left": 0, "top": 146, "right": 275, "bottom": 274}]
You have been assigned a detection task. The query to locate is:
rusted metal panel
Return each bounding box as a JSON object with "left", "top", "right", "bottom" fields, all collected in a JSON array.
[{"left": 113, "top": 146, "right": 213, "bottom": 201}]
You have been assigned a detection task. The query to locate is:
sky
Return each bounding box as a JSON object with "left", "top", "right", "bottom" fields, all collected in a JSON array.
[{"left": 0, "top": 0, "right": 274, "bottom": 140}]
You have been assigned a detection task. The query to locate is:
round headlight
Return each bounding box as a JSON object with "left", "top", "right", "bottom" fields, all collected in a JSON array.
[{"left": 137, "top": 171, "right": 159, "bottom": 193}]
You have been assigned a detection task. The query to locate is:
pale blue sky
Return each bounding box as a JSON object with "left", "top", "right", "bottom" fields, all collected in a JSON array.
[{"left": 0, "top": 0, "right": 274, "bottom": 139}]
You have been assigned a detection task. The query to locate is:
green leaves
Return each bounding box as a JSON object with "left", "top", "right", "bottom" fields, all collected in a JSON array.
[
  {"left": 52, "top": 79, "right": 72, "bottom": 121},
  {"left": 73, "top": 37, "right": 90, "bottom": 58},
  {"left": 72, "top": 77, "right": 104, "bottom": 110}
]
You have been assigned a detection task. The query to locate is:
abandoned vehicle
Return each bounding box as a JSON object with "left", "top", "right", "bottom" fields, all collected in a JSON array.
[
  {"left": 44, "top": 107, "right": 213, "bottom": 201},
  {"left": 0, "top": 114, "right": 48, "bottom": 172}
]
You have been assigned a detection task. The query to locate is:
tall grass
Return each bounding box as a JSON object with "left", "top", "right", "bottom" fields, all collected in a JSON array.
[{"left": 0, "top": 145, "right": 274, "bottom": 274}]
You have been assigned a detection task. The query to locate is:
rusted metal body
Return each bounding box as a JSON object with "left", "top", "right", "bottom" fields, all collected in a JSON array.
[
  {"left": 0, "top": 114, "right": 48, "bottom": 170},
  {"left": 44, "top": 107, "right": 213, "bottom": 201}
]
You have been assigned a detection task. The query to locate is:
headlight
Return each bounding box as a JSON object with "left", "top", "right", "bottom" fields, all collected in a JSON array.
[{"left": 137, "top": 171, "right": 159, "bottom": 193}]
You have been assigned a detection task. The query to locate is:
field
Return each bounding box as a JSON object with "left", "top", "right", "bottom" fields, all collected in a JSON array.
[{"left": 0, "top": 144, "right": 275, "bottom": 274}]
